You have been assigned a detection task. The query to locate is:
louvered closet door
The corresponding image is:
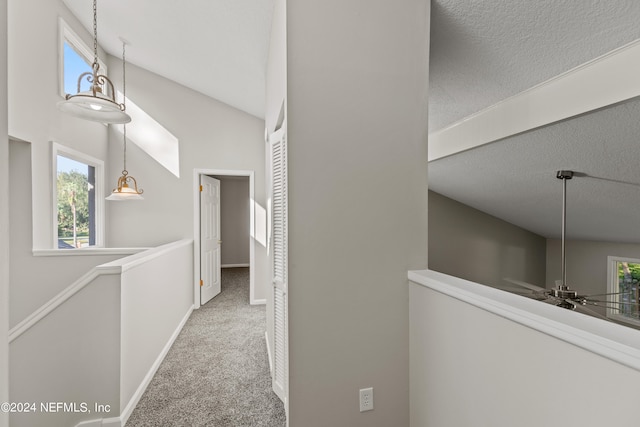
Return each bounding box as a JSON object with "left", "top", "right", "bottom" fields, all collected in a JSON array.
[{"left": 271, "top": 129, "right": 288, "bottom": 405}]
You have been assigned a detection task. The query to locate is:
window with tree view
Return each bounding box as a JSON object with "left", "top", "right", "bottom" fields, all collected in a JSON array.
[
  {"left": 608, "top": 257, "right": 640, "bottom": 325},
  {"left": 57, "top": 155, "right": 96, "bottom": 248}
]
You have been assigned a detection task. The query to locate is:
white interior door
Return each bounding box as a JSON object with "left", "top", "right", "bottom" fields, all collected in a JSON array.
[{"left": 200, "top": 175, "right": 221, "bottom": 305}]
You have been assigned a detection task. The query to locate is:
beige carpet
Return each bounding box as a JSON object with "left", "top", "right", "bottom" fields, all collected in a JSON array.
[{"left": 125, "top": 268, "right": 286, "bottom": 427}]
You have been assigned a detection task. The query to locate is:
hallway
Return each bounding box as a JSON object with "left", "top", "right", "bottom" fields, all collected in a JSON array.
[{"left": 126, "top": 268, "right": 286, "bottom": 426}]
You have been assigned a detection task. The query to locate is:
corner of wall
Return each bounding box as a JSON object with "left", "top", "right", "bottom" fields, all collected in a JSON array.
[{"left": 0, "top": 0, "right": 9, "bottom": 424}]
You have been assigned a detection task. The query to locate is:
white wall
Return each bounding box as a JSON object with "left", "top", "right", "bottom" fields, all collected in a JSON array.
[
  {"left": 0, "top": 0, "right": 9, "bottom": 424},
  {"left": 285, "top": 1, "right": 430, "bottom": 425},
  {"left": 7, "top": 0, "right": 135, "bottom": 331},
  {"left": 217, "top": 176, "right": 250, "bottom": 266},
  {"left": 429, "top": 190, "right": 547, "bottom": 289},
  {"left": 105, "top": 59, "right": 265, "bottom": 248},
  {"left": 118, "top": 240, "right": 193, "bottom": 417},
  {"left": 9, "top": 140, "right": 124, "bottom": 327},
  {"left": 10, "top": 274, "right": 121, "bottom": 427},
  {"left": 265, "top": 0, "right": 286, "bottom": 135},
  {"left": 8, "top": 0, "right": 110, "bottom": 250},
  {"left": 9, "top": 238, "right": 193, "bottom": 427},
  {"left": 105, "top": 59, "right": 269, "bottom": 302},
  {"left": 410, "top": 278, "right": 640, "bottom": 427}
]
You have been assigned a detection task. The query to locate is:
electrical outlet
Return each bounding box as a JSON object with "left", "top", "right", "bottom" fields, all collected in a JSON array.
[{"left": 359, "top": 387, "right": 374, "bottom": 412}]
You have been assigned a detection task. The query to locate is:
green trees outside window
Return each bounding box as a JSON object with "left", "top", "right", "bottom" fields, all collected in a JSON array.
[
  {"left": 617, "top": 261, "right": 640, "bottom": 319},
  {"left": 57, "top": 156, "right": 95, "bottom": 248}
]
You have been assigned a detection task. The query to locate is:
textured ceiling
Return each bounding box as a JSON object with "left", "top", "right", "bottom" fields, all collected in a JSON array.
[
  {"left": 430, "top": 97, "right": 640, "bottom": 243},
  {"left": 63, "top": 0, "right": 274, "bottom": 119},
  {"left": 429, "top": 0, "right": 640, "bottom": 243},
  {"left": 429, "top": 0, "right": 640, "bottom": 131}
]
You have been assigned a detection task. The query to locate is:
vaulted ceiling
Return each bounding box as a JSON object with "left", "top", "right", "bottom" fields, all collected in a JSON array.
[
  {"left": 63, "top": 0, "right": 274, "bottom": 119},
  {"left": 63, "top": 0, "right": 640, "bottom": 242}
]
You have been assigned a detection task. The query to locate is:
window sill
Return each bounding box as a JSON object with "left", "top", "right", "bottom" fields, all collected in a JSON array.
[{"left": 33, "top": 247, "right": 149, "bottom": 257}]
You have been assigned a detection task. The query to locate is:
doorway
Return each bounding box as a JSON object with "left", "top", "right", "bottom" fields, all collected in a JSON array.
[{"left": 193, "top": 169, "right": 256, "bottom": 309}]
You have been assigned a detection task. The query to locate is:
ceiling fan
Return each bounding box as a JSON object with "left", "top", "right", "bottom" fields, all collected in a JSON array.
[{"left": 501, "top": 170, "right": 640, "bottom": 322}]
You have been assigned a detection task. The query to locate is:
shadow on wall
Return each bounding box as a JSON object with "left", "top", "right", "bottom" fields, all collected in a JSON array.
[
  {"left": 428, "top": 190, "right": 547, "bottom": 290},
  {"left": 214, "top": 175, "right": 252, "bottom": 266}
]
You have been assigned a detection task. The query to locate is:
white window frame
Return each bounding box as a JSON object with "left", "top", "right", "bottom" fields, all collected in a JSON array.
[
  {"left": 58, "top": 17, "right": 108, "bottom": 99},
  {"left": 607, "top": 255, "right": 640, "bottom": 327},
  {"left": 52, "top": 142, "right": 105, "bottom": 249}
]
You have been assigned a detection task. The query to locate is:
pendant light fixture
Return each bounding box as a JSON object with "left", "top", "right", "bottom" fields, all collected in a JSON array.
[
  {"left": 106, "top": 40, "right": 143, "bottom": 201},
  {"left": 57, "top": 0, "right": 131, "bottom": 124}
]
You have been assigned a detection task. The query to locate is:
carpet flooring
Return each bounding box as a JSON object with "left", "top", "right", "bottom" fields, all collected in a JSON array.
[{"left": 125, "top": 268, "right": 286, "bottom": 427}]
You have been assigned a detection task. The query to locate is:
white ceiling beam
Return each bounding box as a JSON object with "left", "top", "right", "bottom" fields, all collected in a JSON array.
[{"left": 429, "top": 38, "right": 640, "bottom": 161}]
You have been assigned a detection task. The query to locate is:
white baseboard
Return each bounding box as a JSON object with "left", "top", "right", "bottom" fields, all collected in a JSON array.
[
  {"left": 75, "top": 416, "right": 121, "bottom": 427},
  {"left": 221, "top": 263, "right": 250, "bottom": 268},
  {"left": 250, "top": 298, "right": 266, "bottom": 305},
  {"left": 74, "top": 305, "right": 194, "bottom": 427},
  {"left": 265, "top": 330, "right": 273, "bottom": 375},
  {"left": 119, "top": 305, "right": 194, "bottom": 426},
  {"left": 76, "top": 420, "right": 102, "bottom": 427}
]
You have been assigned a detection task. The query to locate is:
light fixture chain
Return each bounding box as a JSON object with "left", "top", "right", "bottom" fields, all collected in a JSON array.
[
  {"left": 105, "top": 36, "right": 141, "bottom": 199},
  {"left": 123, "top": 123, "right": 127, "bottom": 172},
  {"left": 93, "top": 0, "right": 98, "bottom": 65},
  {"left": 122, "top": 42, "right": 126, "bottom": 106},
  {"left": 122, "top": 40, "right": 127, "bottom": 173}
]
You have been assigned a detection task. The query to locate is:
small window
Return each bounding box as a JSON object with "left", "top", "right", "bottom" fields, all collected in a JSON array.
[
  {"left": 52, "top": 143, "right": 104, "bottom": 249},
  {"left": 59, "top": 18, "right": 108, "bottom": 98},
  {"left": 63, "top": 41, "right": 93, "bottom": 95},
  {"left": 607, "top": 256, "right": 640, "bottom": 326}
]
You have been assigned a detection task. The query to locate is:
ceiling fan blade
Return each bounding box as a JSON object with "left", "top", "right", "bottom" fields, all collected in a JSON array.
[
  {"left": 496, "top": 286, "right": 548, "bottom": 301},
  {"left": 494, "top": 287, "right": 533, "bottom": 296},
  {"left": 565, "top": 299, "right": 611, "bottom": 322},
  {"left": 580, "top": 291, "right": 631, "bottom": 298},
  {"left": 579, "top": 298, "right": 640, "bottom": 314},
  {"left": 526, "top": 292, "right": 552, "bottom": 301},
  {"left": 503, "top": 278, "right": 547, "bottom": 292}
]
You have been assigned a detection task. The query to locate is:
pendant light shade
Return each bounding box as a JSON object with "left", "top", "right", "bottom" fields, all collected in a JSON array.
[
  {"left": 107, "top": 41, "right": 143, "bottom": 201},
  {"left": 106, "top": 171, "right": 144, "bottom": 201},
  {"left": 57, "top": 91, "right": 131, "bottom": 124},
  {"left": 57, "top": 0, "right": 131, "bottom": 124}
]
